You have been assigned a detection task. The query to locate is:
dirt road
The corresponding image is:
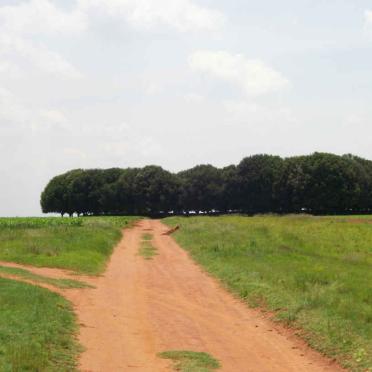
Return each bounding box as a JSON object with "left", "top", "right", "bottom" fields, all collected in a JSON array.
[
  {"left": 75, "top": 219, "right": 343, "bottom": 372},
  {"left": 0, "top": 220, "right": 343, "bottom": 371}
]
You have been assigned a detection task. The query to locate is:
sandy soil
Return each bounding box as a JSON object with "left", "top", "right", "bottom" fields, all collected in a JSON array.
[{"left": 0, "top": 220, "right": 344, "bottom": 372}]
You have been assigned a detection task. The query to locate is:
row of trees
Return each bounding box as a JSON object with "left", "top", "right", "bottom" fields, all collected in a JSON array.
[{"left": 40, "top": 153, "right": 372, "bottom": 216}]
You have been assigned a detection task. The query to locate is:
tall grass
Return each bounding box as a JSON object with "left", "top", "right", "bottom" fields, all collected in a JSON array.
[{"left": 165, "top": 215, "right": 372, "bottom": 371}]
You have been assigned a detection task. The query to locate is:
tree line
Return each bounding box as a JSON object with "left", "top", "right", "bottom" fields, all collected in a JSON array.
[{"left": 40, "top": 152, "right": 372, "bottom": 216}]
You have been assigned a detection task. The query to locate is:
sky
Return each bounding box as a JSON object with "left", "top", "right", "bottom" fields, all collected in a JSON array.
[{"left": 1, "top": 0, "right": 372, "bottom": 216}]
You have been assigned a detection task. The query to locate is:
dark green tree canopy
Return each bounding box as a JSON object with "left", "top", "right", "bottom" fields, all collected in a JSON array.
[
  {"left": 237, "top": 154, "right": 283, "bottom": 213},
  {"left": 41, "top": 152, "right": 372, "bottom": 216},
  {"left": 178, "top": 165, "right": 224, "bottom": 212}
]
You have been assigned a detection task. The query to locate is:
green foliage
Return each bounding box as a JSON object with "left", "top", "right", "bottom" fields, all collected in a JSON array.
[
  {"left": 133, "top": 166, "right": 181, "bottom": 214},
  {"left": 158, "top": 350, "right": 220, "bottom": 372},
  {"left": 40, "top": 152, "right": 372, "bottom": 216},
  {"left": 276, "top": 153, "right": 369, "bottom": 214},
  {"left": 237, "top": 154, "right": 283, "bottom": 213},
  {"left": 165, "top": 215, "right": 372, "bottom": 371},
  {"left": 0, "top": 278, "right": 79, "bottom": 371},
  {"left": 219, "top": 165, "right": 239, "bottom": 212},
  {"left": 178, "top": 165, "right": 223, "bottom": 212},
  {"left": 0, "top": 216, "right": 138, "bottom": 274}
]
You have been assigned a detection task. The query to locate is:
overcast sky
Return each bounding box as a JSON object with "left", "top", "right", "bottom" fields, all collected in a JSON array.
[{"left": 1, "top": 0, "right": 372, "bottom": 216}]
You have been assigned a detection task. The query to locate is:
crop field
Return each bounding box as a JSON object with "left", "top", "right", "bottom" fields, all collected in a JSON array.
[
  {"left": 0, "top": 216, "right": 137, "bottom": 371},
  {"left": 165, "top": 215, "right": 372, "bottom": 371}
]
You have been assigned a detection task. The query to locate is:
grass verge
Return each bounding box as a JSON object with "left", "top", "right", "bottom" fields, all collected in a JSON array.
[
  {"left": 0, "top": 277, "right": 79, "bottom": 371},
  {"left": 158, "top": 350, "right": 220, "bottom": 372},
  {"left": 0, "top": 216, "right": 139, "bottom": 274},
  {"left": 165, "top": 215, "right": 372, "bottom": 371},
  {"left": 0, "top": 265, "right": 93, "bottom": 289}
]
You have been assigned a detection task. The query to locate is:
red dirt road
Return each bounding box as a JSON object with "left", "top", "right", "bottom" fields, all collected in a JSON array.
[
  {"left": 75, "top": 219, "right": 342, "bottom": 372},
  {"left": 0, "top": 220, "right": 344, "bottom": 371}
]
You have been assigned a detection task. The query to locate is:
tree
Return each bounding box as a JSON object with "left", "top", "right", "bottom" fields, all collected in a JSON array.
[
  {"left": 132, "top": 166, "right": 180, "bottom": 215},
  {"left": 98, "top": 168, "right": 124, "bottom": 215},
  {"left": 219, "top": 165, "right": 239, "bottom": 212},
  {"left": 342, "top": 154, "right": 372, "bottom": 213},
  {"left": 40, "top": 152, "right": 372, "bottom": 216},
  {"left": 276, "top": 153, "right": 366, "bottom": 214},
  {"left": 274, "top": 156, "right": 309, "bottom": 213},
  {"left": 41, "top": 174, "right": 69, "bottom": 216},
  {"left": 178, "top": 165, "right": 223, "bottom": 213},
  {"left": 237, "top": 154, "right": 283, "bottom": 213},
  {"left": 113, "top": 168, "right": 141, "bottom": 215},
  {"left": 40, "top": 169, "right": 82, "bottom": 216},
  {"left": 67, "top": 169, "right": 105, "bottom": 215}
]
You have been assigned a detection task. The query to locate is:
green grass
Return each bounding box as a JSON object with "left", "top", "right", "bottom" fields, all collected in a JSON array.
[
  {"left": 158, "top": 350, "right": 220, "bottom": 372},
  {"left": 0, "top": 216, "right": 137, "bottom": 371},
  {"left": 0, "top": 265, "right": 93, "bottom": 289},
  {"left": 165, "top": 215, "right": 372, "bottom": 371},
  {"left": 142, "top": 233, "right": 153, "bottom": 241},
  {"left": 0, "top": 217, "right": 83, "bottom": 229},
  {"left": 0, "top": 277, "right": 79, "bottom": 371},
  {"left": 0, "top": 216, "right": 139, "bottom": 274},
  {"left": 139, "top": 235, "right": 158, "bottom": 260}
]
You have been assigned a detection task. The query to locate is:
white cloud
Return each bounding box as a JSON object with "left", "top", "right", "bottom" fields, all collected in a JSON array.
[
  {"left": 0, "top": 87, "right": 69, "bottom": 132},
  {"left": 144, "top": 82, "right": 164, "bottom": 95},
  {"left": 365, "top": 10, "right": 372, "bottom": 24},
  {"left": 0, "top": 35, "right": 82, "bottom": 78},
  {"left": 0, "top": 0, "right": 224, "bottom": 36},
  {"left": 78, "top": 0, "right": 225, "bottom": 32},
  {"left": 0, "top": 61, "right": 22, "bottom": 78},
  {"left": 99, "top": 123, "right": 163, "bottom": 160},
  {"left": 189, "top": 50, "right": 289, "bottom": 96},
  {"left": 365, "top": 10, "right": 372, "bottom": 36},
  {"left": 224, "top": 100, "right": 296, "bottom": 125},
  {"left": 0, "top": 0, "right": 224, "bottom": 79},
  {"left": 0, "top": 87, "right": 29, "bottom": 124},
  {"left": 39, "top": 109, "right": 68, "bottom": 125},
  {"left": 0, "top": 0, "right": 84, "bottom": 79},
  {"left": 0, "top": 0, "right": 87, "bottom": 36},
  {"left": 63, "top": 147, "right": 88, "bottom": 160},
  {"left": 184, "top": 93, "right": 204, "bottom": 103}
]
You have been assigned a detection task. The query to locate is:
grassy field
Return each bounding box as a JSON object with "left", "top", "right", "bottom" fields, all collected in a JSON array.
[
  {"left": 0, "top": 277, "right": 79, "bottom": 371},
  {"left": 0, "top": 216, "right": 138, "bottom": 274},
  {"left": 0, "top": 216, "right": 137, "bottom": 371},
  {"left": 165, "top": 215, "right": 372, "bottom": 371}
]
